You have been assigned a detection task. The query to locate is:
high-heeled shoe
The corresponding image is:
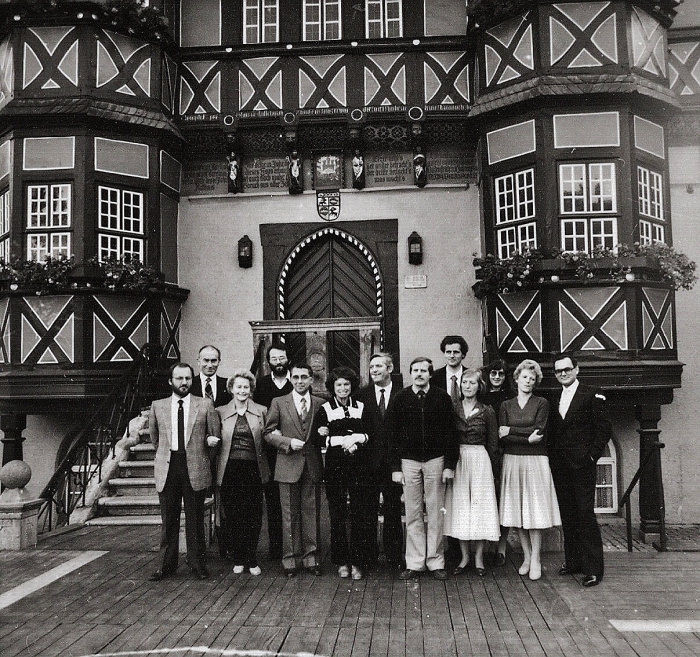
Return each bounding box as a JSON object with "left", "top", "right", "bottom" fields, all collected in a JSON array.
[
  {"left": 452, "top": 564, "right": 469, "bottom": 576},
  {"left": 475, "top": 567, "right": 486, "bottom": 577}
]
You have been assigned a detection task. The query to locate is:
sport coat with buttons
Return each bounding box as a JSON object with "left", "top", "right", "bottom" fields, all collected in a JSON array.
[{"left": 149, "top": 395, "right": 221, "bottom": 492}]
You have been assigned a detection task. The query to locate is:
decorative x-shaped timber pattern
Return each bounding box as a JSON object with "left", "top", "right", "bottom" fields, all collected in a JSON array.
[
  {"left": 363, "top": 53, "right": 406, "bottom": 107},
  {"left": 483, "top": 13, "right": 534, "bottom": 88},
  {"left": 423, "top": 52, "right": 469, "bottom": 105},
  {"left": 20, "top": 296, "right": 75, "bottom": 365},
  {"left": 180, "top": 60, "right": 222, "bottom": 114},
  {"left": 558, "top": 287, "right": 627, "bottom": 352},
  {"left": 23, "top": 27, "right": 79, "bottom": 91},
  {"left": 641, "top": 287, "right": 674, "bottom": 351},
  {"left": 92, "top": 297, "right": 148, "bottom": 363},
  {"left": 238, "top": 57, "right": 282, "bottom": 111},
  {"left": 96, "top": 30, "right": 152, "bottom": 98},
  {"left": 495, "top": 291, "right": 542, "bottom": 354},
  {"left": 548, "top": 2, "right": 618, "bottom": 68},
  {"left": 297, "top": 54, "right": 347, "bottom": 109},
  {"left": 669, "top": 42, "right": 700, "bottom": 99}
]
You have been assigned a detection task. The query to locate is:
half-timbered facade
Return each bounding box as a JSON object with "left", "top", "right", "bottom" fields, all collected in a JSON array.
[{"left": 0, "top": 0, "right": 699, "bottom": 536}]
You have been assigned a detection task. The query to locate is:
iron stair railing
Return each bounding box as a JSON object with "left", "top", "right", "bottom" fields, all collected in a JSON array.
[
  {"left": 619, "top": 440, "right": 667, "bottom": 552},
  {"left": 38, "top": 343, "right": 165, "bottom": 534}
]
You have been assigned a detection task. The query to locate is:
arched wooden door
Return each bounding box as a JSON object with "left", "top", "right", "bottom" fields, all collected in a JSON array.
[{"left": 280, "top": 228, "right": 383, "bottom": 377}]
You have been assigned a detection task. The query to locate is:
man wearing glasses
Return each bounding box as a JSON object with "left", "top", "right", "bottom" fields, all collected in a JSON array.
[
  {"left": 264, "top": 363, "right": 324, "bottom": 576},
  {"left": 549, "top": 353, "right": 611, "bottom": 588}
]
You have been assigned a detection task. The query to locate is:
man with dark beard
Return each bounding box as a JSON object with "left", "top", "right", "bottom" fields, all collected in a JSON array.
[{"left": 253, "top": 342, "right": 293, "bottom": 560}]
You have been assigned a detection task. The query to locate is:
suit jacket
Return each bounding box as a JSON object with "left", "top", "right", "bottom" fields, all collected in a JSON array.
[
  {"left": 549, "top": 383, "right": 611, "bottom": 469},
  {"left": 149, "top": 395, "right": 221, "bottom": 492},
  {"left": 355, "top": 383, "right": 400, "bottom": 474},
  {"left": 263, "top": 392, "right": 324, "bottom": 484},
  {"left": 216, "top": 399, "right": 271, "bottom": 485},
  {"left": 432, "top": 366, "right": 464, "bottom": 393},
  {"left": 191, "top": 374, "right": 232, "bottom": 408}
]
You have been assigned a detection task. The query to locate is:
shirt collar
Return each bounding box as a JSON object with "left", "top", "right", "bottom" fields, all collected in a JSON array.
[
  {"left": 172, "top": 393, "right": 191, "bottom": 404},
  {"left": 562, "top": 379, "right": 579, "bottom": 396},
  {"left": 292, "top": 390, "right": 310, "bottom": 403}
]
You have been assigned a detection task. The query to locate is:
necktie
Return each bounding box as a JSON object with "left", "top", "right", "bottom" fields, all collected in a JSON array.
[
  {"left": 177, "top": 399, "right": 185, "bottom": 453},
  {"left": 299, "top": 396, "right": 308, "bottom": 422},
  {"left": 204, "top": 377, "right": 213, "bottom": 401},
  {"left": 378, "top": 388, "right": 386, "bottom": 418},
  {"left": 451, "top": 375, "right": 460, "bottom": 403},
  {"left": 417, "top": 390, "right": 426, "bottom": 404}
]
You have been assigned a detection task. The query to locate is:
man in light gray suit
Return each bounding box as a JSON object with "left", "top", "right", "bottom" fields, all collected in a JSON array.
[
  {"left": 148, "top": 362, "right": 221, "bottom": 581},
  {"left": 264, "top": 362, "right": 324, "bottom": 576}
]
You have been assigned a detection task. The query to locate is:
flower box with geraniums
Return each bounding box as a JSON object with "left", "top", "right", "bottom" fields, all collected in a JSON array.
[{"left": 472, "top": 243, "right": 697, "bottom": 299}]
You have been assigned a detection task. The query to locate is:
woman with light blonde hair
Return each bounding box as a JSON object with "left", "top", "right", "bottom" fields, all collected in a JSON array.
[{"left": 498, "top": 359, "right": 560, "bottom": 581}]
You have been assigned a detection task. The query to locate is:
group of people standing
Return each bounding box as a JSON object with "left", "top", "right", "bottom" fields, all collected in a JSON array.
[{"left": 147, "top": 337, "right": 610, "bottom": 590}]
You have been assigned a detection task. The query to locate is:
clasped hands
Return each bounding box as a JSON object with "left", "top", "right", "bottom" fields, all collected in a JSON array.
[{"left": 317, "top": 426, "right": 365, "bottom": 453}]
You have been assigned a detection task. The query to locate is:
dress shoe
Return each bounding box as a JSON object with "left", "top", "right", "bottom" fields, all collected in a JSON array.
[
  {"left": 351, "top": 565, "right": 363, "bottom": 581},
  {"left": 452, "top": 565, "right": 468, "bottom": 576},
  {"left": 284, "top": 568, "right": 297, "bottom": 578},
  {"left": 558, "top": 564, "right": 582, "bottom": 576},
  {"left": 338, "top": 564, "right": 351, "bottom": 578},
  {"left": 305, "top": 565, "right": 322, "bottom": 576},
  {"left": 149, "top": 569, "right": 165, "bottom": 582},
  {"left": 249, "top": 565, "right": 262, "bottom": 576},
  {"left": 582, "top": 575, "right": 601, "bottom": 587},
  {"left": 495, "top": 552, "right": 506, "bottom": 567},
  {"left": 432, "top": 569, "right": 449, "bottom": 581},
  {"left": 233, "top": 564, "right": 245, "bottom": 574},
  {"left": 399, "top": 569, "right": 420, "bottom": 580},
  {"left": 475, "top": 567, "right": 486, "bottom": 577}
]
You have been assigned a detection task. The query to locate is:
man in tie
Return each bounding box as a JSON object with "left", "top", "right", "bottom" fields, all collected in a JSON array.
[
  {"left": 148, "top": 363, "right": 221, "bottom": 581},
  {"left": 253, "top": 342, "right": 293, "bottom": 560},
  {"left": 355, "top": 352, "right": 403, "bottom": 570},
  {"left": 263, "top": 363, "right": 324, "bottom": 576},
  {"left": 190, "top": 345, "right": 232, "bottom": 408},
  {"left": 432, "top": 335, "right": 469, "bottom": 404},
  {"left": 549, "top": 353, "right": 611, "bottom": 588},
  {"left": 389, "top": 357, "right": 458, "bottom": 580}
]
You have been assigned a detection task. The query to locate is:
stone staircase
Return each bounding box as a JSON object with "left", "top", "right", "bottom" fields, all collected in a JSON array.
[{"left": 87, "top": 443, "right": 161, "bottom": 526}]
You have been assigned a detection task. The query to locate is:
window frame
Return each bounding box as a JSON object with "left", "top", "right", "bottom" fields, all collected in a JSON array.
[
  {"left": 97, "top": 185, "right": 145, "bottom": 263},
  {"left": 25, "top": 183, "right": 72, "bottom": 261},
  {"left": 303, "top": 0, "right": 341, "bottom": 41},
  {"left": 243, "top": 0, "right": 279, "bottom": 44},
  {"left": 558, "top": 161, "right": 619, "bottom": 253},
  {"left": 365, "top": 0, "right": 403, "bottom": 39},
  {"left": 0, "top": 188, "right": 9, "bottom": 263},
  {"left": 493, "top": 167, "right": 537, "bottom": 258},
  {"left": 595, "top": 440, "right": 618, "bottom": 514}
]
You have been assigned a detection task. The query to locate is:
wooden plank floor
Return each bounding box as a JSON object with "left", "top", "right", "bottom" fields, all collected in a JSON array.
[{"left": 1, "top": 524, "right": 700, "bottom": 656}]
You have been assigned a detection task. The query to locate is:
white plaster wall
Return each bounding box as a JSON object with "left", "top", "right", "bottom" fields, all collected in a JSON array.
[
  {"left": 177, "top": 185, "right": 484, "bottom": 379},
  {"left": 0, "top": 415, "right": 75, "bottom": 498},
  {"left": 663, "top": 161, "right": 700, "bottom": 523}
]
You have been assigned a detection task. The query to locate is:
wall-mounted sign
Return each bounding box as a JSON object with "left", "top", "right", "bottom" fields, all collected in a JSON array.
[
  {"left": 404, "top": 275, "right": 427, "bottom": 289},
  {"left": 316, "top": 190, "right": 341, "bottom": 221}
]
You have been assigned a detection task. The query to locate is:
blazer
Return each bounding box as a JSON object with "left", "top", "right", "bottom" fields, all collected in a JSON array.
[
  {"left": 432, "top": 366, "right": 464, "bottom": 394},
  {"left": 149, "top": 395, "right": 221, "bottom": 492},
  {"left": 190, "top": 374, "right": 232, "bottom": 408},
  {"left": 215, "top": 399, "right": 271, "bottom": 485},
  {"left": 549, "top": 383, "right": 611, "bottom": 469},
  {"left": 263, "top": 392, "right": 324, "bottom": 484},
  {"left": 355, "top": 383, "right": 400, "bottom": 474}
]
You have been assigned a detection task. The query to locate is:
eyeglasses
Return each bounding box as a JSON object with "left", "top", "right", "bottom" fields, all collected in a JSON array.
[
  {"left": 554, "top": 367, "right": 574, "bottom": 376},
  {"left": 490, "top": 370, "right": 505, "bottom": 376}
]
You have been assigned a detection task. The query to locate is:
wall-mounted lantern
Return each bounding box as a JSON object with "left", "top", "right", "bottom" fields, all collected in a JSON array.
[
  {"left": 408, "top": 231, "right": 423, "bottom": 265},
  {"left": 238, "top": 235, "right": 253, "bottom": 268}
]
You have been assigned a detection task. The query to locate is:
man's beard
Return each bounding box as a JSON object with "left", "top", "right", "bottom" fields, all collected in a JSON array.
[{"left": 272, "top": 363, "right": 289, "bottom": 377}]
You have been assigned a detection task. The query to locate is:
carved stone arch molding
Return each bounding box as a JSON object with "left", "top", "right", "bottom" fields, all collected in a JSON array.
[{"left": 260, "top": 219, "right": 399, "bottom": 367}]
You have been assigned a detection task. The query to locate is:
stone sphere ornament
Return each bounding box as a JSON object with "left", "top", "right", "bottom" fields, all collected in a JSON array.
[{"left": 0, "top": 460, "right": 31, "bottom": 490}]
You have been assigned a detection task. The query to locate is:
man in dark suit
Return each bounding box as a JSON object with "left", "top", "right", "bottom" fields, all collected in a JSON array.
[
  {"left": 263, "top": 363, "right": 324, "bottom": 576},
  {"left": 253, "top": 342, "right": 293, "bottom": 560},
  {"left": 549, "top": 353, "right": 611, "bottom": 588},
  {"left": 148, "top": 362, "right": 221, "bottom": 581},
  {"left": 355, "top": 352, "right": 403, "bottom": 570},
  {"left": 190, "top": 345, "right": 232, "bottom": 408},
  {"left": 432, "top": 335, "right": 469, "bottom": 404}
]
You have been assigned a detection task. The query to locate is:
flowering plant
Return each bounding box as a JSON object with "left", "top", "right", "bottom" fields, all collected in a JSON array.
[
  {"left": 473, "top": 243, "right": 697, "bottom": 297},
  {"left": 87, "top": 257, "right": 166, "bottom": 292},
  {"left": 1, "top": 256, "right": 76, "bottom": 294},
  {"left": 472, "top": 249, "right": 543, "bottom": 298}
]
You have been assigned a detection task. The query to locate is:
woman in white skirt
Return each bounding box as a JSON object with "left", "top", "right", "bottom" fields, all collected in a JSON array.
[
  {"left": 444, "top": 369, "right": 500, "bottom": 576},
  {"left": 498, "top": 359, "right": 560, "bottom": 581}
]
